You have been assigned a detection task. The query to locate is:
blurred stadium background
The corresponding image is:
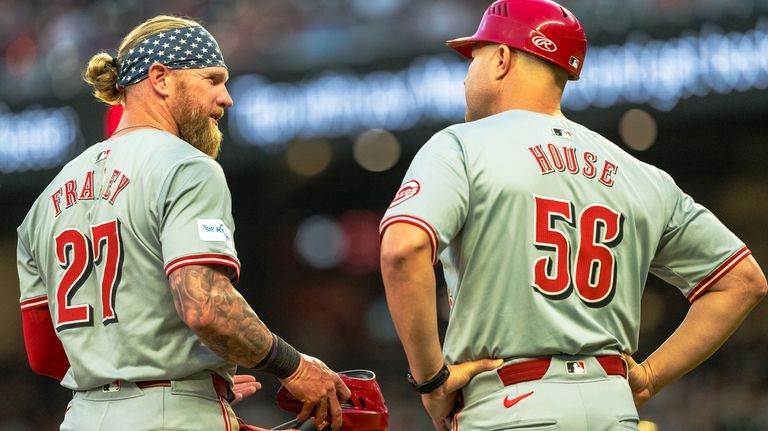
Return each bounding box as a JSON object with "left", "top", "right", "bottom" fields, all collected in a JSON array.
[{"left": 1, "top": 0, "right": 767, "bottom": 429}]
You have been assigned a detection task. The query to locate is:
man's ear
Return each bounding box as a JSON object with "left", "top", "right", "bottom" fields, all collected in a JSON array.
[
  {"left": 147, "top": 63, "right": 172, "bottom": 97},
  {"left": 493, "top": 45, "right": 514, "bottom": 81}
]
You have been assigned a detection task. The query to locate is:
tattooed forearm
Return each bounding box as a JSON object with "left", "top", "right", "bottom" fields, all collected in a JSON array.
[{"left": 169, "top": 264, "right": 273, "bottom": 367}]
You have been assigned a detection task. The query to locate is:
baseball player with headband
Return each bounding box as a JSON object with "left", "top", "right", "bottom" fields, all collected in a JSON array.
[
  {"left": 379, "top": 0, "right": 767, "bottom": 430},
  {"left": 17, "top": 15, "right": 349, "bottom": 431}
]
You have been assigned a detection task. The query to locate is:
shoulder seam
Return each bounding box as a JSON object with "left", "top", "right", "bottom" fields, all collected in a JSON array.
[
  {"left": 153, "top": 153, "right": 219, "bottom": 215},
  {"left": 441, "top": 129, "right": 472, "bottom": 210}
]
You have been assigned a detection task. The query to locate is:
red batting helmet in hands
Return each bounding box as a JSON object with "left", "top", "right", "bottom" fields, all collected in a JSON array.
[
  {"left": 277, "top": 370, "right": 388, "bottom": 431},
  {"left": 447, "top": 0, "right": 587, "bottom": 79}
]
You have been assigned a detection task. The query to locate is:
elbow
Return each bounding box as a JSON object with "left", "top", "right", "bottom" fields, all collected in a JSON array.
[
  {"left": 380, "top": 235, "right": 432, "bottom": 272},
  {"left": 184, "top": 317, "right": 208, "bottom": 334},
  {"left": 739, "top": 262, "right": 768, "bottom": 306},
  {"left": 182, "top": 311, "right": 218, "bottom": 335},
  {"left": 749, "top": 275, "right": 768, "bottom": 303},
  {"left": 21, "top": 307, "right": 70, "bottom": 380},
  {"left": 27, "top": 356, "right": 46, "bottom": 376},
  {"left": 174, "top": 300, "right": 220, "bottom": 336},
  {"left": 28, "top": 356, "right": 67, "bottom": 380},
  {"left": 182, "top": 312, "right": 233, "bottom": 354},
  {"left": 379, "top": 241, "right": 407, "bottom": 271},
  {"left": 26, "top": 346, "right": 70, "bottom": 380}
]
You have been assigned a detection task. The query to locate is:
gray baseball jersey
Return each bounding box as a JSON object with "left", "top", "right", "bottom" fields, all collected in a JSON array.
[
  {"left": 17, "top": 129, "right": 239, "bottom": 390},
  {"left": 381, "top": 110, "right": 749, "bottom": 364}
]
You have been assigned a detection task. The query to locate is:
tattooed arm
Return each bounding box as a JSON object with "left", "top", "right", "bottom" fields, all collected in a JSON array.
[
  {"left": 168, "top": 264, "right": 351, "bottom": 429},
  {"left": 168, "top": 264, "right": 272, "bottom": 367}
]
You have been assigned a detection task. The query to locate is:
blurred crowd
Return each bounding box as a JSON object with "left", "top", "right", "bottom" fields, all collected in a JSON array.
[{"left": 1, "top": 0, "right": 766, "bottom": 103}]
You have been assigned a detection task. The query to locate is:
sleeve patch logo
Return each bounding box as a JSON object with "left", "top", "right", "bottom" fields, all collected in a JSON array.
[
  {"left": 96, "top": 149, "right": 111, "bottom": 162},
  {"left": 389, "top": 180, "right": 420, "bottom": 208},
  {"left": 197, "top": 219, "right": 235, "bottom": 250}
]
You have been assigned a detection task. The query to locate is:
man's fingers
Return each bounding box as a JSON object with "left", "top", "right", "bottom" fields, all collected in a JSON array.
[
  {"left": 233, "top": 374, "right": 257, "bottom": 384},
  {"left": 466, "top": 358, "right": 504, "bottom": 375},
  {"left": 621, "top": 354, "right": 654, "bottom": 406},
  {"left": 297, "top": 401, "right": 314, "bottom": 423},
  {"left": 233, "top": 384, "right": 260, "bottom": 393},
  {"left": 334, "top": 377, "right": 351, "bottom": 401},
  {"left": 476, "top": 358, "right": 504, "bottom": 372},
  {"left": 231, "top": 377, "right": 262, "bottom": 406},
  {"left": 237, "top": 383, "right": 260, "bottom": 396},
  {"left": 328, "top": 393, "right": 344, "bottom": 430},
  {"left": 313, "top": 398, "right": 328, "bottom": 429},
  {"left": 455, "top": 358, "right": 504, "bottom": 379},
  {"left": 280, "top": 355, "right": 349, "bottom": 429},
  {"left": 623, "top": 355, "right": 647, "bottom": 390}
]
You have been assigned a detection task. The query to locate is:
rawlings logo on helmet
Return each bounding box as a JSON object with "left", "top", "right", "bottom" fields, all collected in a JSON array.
[{"left": 532, "top": 34, "right": 557, "bottom": 52}]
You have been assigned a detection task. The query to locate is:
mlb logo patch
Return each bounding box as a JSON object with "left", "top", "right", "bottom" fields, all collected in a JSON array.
[
  {"left": 569, "top": 56, "right": 580, "bottom": 69},
  {"left": 102, "top": 380, "right": 121, "bottom": 392},
  {"left": 552, "top": 127, "right": 574, "bottom": 140},
  {"left": 566, "top": 361, "right": 587, "bottom": 374}
]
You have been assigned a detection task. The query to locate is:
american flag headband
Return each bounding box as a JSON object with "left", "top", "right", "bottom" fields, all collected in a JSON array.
[{"left": 116, "top": 25, "right": 226, "bottom": 88}]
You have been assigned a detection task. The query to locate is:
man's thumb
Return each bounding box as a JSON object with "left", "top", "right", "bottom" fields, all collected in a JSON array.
[
  {"left": 622, "top": 353, "right": 639, "bottom": 371},
  {"left": 465, "top": 358, "right": 504, "bottom": 376}
]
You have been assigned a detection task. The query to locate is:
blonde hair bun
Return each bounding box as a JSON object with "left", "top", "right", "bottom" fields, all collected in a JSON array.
[{"left": 83, "top": 52, "right": 121, "bottom": 105}]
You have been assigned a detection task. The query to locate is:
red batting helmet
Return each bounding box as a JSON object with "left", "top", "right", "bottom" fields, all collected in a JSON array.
[
  {"left": 446, "top": 0, "right": 587, "bottom": 80},
  {"left": 277, "top": 370, "right": 388, "bottom": 431}
]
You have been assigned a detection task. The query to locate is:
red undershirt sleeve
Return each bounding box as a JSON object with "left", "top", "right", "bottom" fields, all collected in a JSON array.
[{"left": 21, "top": 299, "right": 70, "bottom": 381}]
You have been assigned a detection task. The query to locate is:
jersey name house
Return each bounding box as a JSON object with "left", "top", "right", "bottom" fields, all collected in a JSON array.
[{"left": 528, "top": 143, "right": 619, "bottom": 187}]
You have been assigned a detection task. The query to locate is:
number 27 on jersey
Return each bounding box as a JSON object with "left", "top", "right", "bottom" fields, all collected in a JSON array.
[{"left": 54, "top": 219, "right": 123, "bottom": 331}]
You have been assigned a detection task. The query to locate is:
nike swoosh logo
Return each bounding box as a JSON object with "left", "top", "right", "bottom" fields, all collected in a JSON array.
[{"left": 503, "top": 390, "right": 534, "bottom": 408}]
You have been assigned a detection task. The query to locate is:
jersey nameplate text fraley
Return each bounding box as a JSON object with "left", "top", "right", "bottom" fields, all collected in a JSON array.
[
  {"left": 528, "top": 143, "right": 619, "bottom": 187},
  {"left": 50, "top": 168, "right": 131, "bottom": 217}
]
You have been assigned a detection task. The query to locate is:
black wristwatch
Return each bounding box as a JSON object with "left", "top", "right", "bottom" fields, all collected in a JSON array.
[{"left": 407, "top": 364, "right": 450, "bottom": 394}]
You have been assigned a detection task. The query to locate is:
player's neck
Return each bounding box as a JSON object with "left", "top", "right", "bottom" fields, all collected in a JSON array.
[
  {"left": 496, "top": 99, "right": 565, "bottom": 118},
  {"left": 498, "top": 90, "right": 564, "bottom": 118},
  {"left": 114, "top": 106, "right": 178, "bottom": 138},
  {"left": 497, "top": 71, "right": 565, "bottom": 117}
]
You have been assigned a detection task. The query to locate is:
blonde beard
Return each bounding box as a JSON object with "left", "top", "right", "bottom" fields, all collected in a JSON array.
[
  {"left": 177, "top": 106, "right": 223, "bottom": 159},
  {"left": 174, "top": 82, "right": 224, "bottom": 158}
]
